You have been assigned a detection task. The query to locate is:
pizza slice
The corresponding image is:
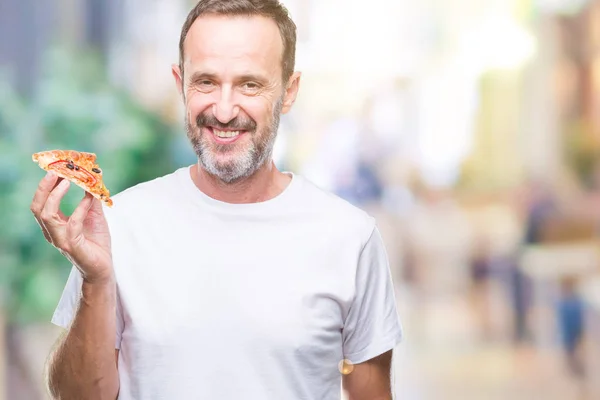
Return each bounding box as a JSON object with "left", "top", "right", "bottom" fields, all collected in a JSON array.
[{"left": 32, "top": 150, "right": 113, "bottom": 207}]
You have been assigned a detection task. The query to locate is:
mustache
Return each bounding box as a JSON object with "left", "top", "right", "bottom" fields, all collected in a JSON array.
[{"left": 196, "top": 112, "right": 257, "bottom": 132}]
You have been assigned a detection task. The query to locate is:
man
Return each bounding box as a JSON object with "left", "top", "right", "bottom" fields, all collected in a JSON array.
[{"left": 31, "top": 1, "right": 402, "bottom": 399}]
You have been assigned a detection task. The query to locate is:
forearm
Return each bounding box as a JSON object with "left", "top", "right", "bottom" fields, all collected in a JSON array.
[
  {"left": 343, "top": 351, "right": 394, "bottom": 400},
  {"left": 47, "top": 279, "right": 120, "bottom": 400}
]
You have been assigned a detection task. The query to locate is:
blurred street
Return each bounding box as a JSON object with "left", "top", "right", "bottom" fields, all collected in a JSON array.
[{"left": 3, "top": 0, "right": 600, "bottom": 398}]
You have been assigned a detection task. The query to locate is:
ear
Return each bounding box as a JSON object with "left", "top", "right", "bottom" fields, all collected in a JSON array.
[
  {"left": 171, "top": 64, "right": 184, "bottom": 99},
  {"left": 281, "top": 71, "right": 301, "bottom": 114}
]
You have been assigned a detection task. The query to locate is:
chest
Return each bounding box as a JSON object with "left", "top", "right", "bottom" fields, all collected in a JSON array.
[{"left": 113, "top": 215, "right": 358, "bottom": 359}]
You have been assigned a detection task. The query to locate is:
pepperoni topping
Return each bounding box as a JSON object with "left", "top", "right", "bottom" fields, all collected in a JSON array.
[{"left": 49, "top": 160, "right": 97, "bottom": 186}]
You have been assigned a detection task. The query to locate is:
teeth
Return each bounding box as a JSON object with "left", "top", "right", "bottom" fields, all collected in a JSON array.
[{"left": 214, "top": 130, "right": 240, "bottom": 138}]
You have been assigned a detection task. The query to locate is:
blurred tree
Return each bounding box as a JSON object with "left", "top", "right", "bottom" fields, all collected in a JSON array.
[
  {"left": 0, "top": 45, "right": 178, "bottom": 397},
  {"left": 1, "top": 46, "right": 176, "bottom": 323}
]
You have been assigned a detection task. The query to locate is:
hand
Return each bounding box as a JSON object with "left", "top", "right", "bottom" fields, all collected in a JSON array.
[{"left": 30, "top": 171, "right": 114, "bottom": 284}]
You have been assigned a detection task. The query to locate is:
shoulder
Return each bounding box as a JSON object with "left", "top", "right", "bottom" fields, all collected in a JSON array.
[
  {"left": 293, "top": 175, "right": 376, "bottom": 245},
  {"left": 102, "top": 167, "right": 186, "bottom": 223}
]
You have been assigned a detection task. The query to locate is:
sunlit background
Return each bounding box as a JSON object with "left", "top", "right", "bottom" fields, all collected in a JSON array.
[{"left": 2, "top": 0, "right": 600, "bottom": 399}]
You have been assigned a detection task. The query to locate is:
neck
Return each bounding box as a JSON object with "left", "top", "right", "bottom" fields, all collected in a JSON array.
[{"left": 190, "top": 160, "right": 292, "bottom": 204}]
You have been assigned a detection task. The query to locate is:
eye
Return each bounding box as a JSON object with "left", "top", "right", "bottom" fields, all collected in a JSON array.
[
  {"left": 241, "top": 82, "right": 261, "bottom": 92},
  {"left": 193, "top": 80, "right": 215, "bottom": 92}
]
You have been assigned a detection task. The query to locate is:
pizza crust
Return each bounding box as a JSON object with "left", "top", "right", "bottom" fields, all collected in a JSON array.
[{"left": 32, "top": 150, "right": 114, "bottom": 207}]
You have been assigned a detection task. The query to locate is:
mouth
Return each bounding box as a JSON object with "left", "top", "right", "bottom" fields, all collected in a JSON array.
[{"left": 205, "top": 127, "right": 248, "bottom": 144}]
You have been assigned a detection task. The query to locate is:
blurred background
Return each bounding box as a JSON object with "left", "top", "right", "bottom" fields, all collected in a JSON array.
[{"left": 1, "top": 0, "right": 600, "bottom": 398}]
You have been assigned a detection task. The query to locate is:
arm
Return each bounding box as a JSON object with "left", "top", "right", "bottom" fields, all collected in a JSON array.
[
  {"left": 30, "top": 172, "right": 120, "bottom": 399},
  {"left": 342, "top": 350, "right": 393, "bottom": 400},
  {"left": 46, "top": 280, "right": 120, "bottom": 400},
  {"left": 342, "top": 225, "right": 401, "bottom": 400}
]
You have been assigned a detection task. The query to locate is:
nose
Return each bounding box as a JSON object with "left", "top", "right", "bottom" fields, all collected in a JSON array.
[{"left": 212, "top": 85, "right": 240, "bottom": 124}]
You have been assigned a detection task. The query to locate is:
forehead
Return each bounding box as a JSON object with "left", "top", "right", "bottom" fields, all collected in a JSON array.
[{"left": 183, "top": 15, "right": 284, "bottom": 77}]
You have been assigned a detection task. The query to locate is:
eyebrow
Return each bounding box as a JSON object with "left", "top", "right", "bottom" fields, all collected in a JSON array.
[
  {"left": 188, "top": 72, "right": 218, "bottom": 85},
  {"left": 187, "top": 71, "right": 270, "bottom": 85},
  {"left": 235, "top": 74, "right": 269, "bottom": 84}
]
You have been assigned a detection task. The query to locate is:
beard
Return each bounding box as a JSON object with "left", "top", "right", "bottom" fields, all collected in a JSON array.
[{"left": 185, "top": 96, "right": 284, "bottom": 184}]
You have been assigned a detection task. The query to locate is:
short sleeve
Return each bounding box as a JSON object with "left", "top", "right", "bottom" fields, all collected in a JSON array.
[
  {"left": 51, "top": 266, "right": 124, "bottom": 349},
  {"left": 342, "top": 225, "right": 403, "bottom": 364}
]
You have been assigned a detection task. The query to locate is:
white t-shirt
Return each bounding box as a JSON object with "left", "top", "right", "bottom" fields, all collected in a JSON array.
[{"left": 52, "top": 166, "right": 403, "bottom": 400}]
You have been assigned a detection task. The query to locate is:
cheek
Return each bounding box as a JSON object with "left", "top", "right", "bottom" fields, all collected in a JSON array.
[
  {"left": 186, "top": 92, "right": 214, "bottom": 119},
  {"left": 240, "top": 97, "right": 274, "bottom": 125}
]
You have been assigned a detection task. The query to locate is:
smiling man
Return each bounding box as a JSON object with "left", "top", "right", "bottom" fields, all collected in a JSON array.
[{"left": 33, "top": 1, "right": 403, "bottom": 399}]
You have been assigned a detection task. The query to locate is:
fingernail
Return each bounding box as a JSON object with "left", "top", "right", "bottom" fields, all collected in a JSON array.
[{"left": 44, "top": 171, "right": 56, "bottom": 180}]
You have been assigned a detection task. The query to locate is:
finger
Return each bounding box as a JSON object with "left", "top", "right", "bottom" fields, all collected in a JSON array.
[
  {"left": 31, "top": 174, "right": 65, "bottom": 245},
  {"left": 66, "top": 192, "right": 94, "bottom": 249},
  {"left": 40, "top": 179, "right": 71, "bottom": 235},
  {"left": 87, "top": 195, "right": 106, "bottom": 219},
  {"left": 30, "top": 171, "right": 59, "bottom": 215}
]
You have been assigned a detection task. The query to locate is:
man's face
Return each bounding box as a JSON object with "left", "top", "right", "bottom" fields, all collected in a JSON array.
[{"left": 174, "top": 15, "right": 299, "bottom": 184}]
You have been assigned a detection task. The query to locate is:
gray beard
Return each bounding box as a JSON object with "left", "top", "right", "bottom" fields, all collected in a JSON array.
[{"left": 186, "top": 97, "right": 283, "bottom": 184}]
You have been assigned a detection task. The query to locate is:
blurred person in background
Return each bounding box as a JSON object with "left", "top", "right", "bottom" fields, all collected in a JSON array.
[
  {"left": 511, "top": 179, "right": 557, "bottom": 343},
  {"left": 29, "top": 0, "right": 402, "bottom": 399},
  {"left": 335, "top": 156, "right": 385, "bottom": 208},
  {"left": 556, "top": 276, "right": 585, "bottom": 379},
  {"left": 468, "top": 236, "right": 495, "bottom": 341}
]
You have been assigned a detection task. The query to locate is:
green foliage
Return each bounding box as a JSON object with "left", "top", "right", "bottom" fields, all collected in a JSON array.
[{"left": 0, "top": 46, "right": 178, "bottom": 323}]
